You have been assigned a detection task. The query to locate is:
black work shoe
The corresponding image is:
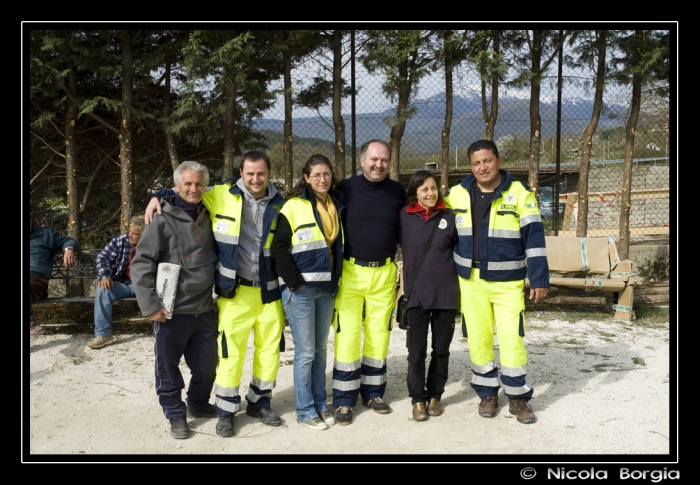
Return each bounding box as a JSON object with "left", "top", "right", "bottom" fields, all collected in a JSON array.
[
  {"left": 216, "top": 415, "right": 235, "bottom": 437},
  {"left": 335, "top": 406, "right": 353, "bottom": 426},
  {"left": 246, "top": 406, "right": 282, "bottom": 427},
  {"left": 187, "top": 402, "right": 218, "bottom": 419},
  {"left": 169, "top": 418, "right": 190, "bottom": 439},
  {"left": 363, "top": 397, "right": 391, "bottom": 414}
]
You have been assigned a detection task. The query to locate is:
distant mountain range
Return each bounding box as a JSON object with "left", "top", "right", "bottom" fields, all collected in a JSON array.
[{"left": 254, "top": 90, "right": 627, "bottom": 153}]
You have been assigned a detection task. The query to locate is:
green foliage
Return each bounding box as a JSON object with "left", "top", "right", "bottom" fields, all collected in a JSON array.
[{"left": 361, "top": 30, "right": 433, "bottom": 103}]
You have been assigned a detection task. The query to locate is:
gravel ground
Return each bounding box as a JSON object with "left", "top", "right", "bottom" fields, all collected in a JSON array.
[{"left": 25, "top": 314, "right": 672, "bottom": 462}]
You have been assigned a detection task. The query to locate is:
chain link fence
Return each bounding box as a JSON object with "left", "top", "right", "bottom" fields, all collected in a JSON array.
[{"left": 256, "top": 36, "right": 669, "bottom": 241}]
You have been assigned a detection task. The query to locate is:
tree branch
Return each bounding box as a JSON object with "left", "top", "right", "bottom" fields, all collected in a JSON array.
[
  {"left": 30, "top": 154, "right": 55, "bottom": 186},
  {"left": 80, "top": 158, "right": 106, "bottom": 213},
  {"left": 29, "top": 131, "right": 66, "bottom": 159}
]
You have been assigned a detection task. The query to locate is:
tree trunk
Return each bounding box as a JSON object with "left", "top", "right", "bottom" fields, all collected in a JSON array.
[
  {"left": 164, "top": 57, "right": 179, "bottom": 172},
  {"left": 222, "top": 81, "right": 236, "bottom": 181},
  {"left": 332, "top": 30, "right": 346, "bottom": 180},
  {"left": 576, "top": 31, "right": 607, "bottom": 238},
  {"left": 440, "top": 58, "right": 452, "bottom": 196},
  {"left": 482, "top": 31, "right": 500, "bottom": 142},
  {"left": 619, "top": 71, "right": 642, "bottom": 260},
  {"left": 527, "top": 31, "right": 543, "bottom": 192},
  {"left": 119, "top": 31, "right": 135, "bottom": 231},
  {"left": 283, "top": 40, "right": 294, "bottom": 193},
  {"left": 388, "top": 58, "right": 410, "bottom": 181},
  {"left": 65, "top": 59, "right": 83, "bottom": 297}
]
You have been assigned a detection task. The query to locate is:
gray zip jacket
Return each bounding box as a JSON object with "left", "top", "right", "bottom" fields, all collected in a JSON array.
[{"left": 131, "top": 196, "right": 217, "bottom": 317}]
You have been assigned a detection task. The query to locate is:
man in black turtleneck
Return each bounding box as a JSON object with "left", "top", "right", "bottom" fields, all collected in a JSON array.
[
  {"left": 331, "top": 139, "right": 406, "bottom": 426},
  {"left": 131, "top": 161, "right": 219, "bottom": 440}
]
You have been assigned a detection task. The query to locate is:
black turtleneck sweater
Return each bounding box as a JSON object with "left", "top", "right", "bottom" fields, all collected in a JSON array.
[{"left": 338, "top": 175, "right": 406, "bottom": 262}]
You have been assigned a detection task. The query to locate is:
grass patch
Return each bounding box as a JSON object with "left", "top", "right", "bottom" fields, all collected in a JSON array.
[
  {"left": 72, "top": 356, "right": 92, "bottom": 365},
  {"left": 524, "top": 302, "right": 669, "bottom": 328},
  {"left": 632, "top": 357, "right": 646, "bottom": 366},
  {"left": 553, "top": 337, "right": 587, "bottom": 346},
  {"left": 633, "top": 304, "right": 671, "bottom": 325}
]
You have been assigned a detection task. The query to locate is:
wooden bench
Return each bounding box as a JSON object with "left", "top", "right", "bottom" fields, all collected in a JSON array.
[
  {"left": 34, "top": 248, "right": 138, "bottom": 307},
  {"left": 526, "top": 236, "right": 636, "bottom": 321}
]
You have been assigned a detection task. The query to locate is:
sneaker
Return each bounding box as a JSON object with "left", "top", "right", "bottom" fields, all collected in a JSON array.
[
  {"left": 412, "top": 402, "right": 428, "bottom": 421},
  {"left": 427, "top": 398, "right": 443, "bottom": 417},
  {"left": 246, "top": 406, "right": 282, "bottom": 427},
  {"left": 319, "top": 410, "right": 336, "bottom": 426},
  {"left": 508, "top": 398, "right": 537, "bottom": 424},
  {"left": 187, "top": 402, "right": 218, "bottom": 419},
  {"left": 30, "top": 321, "right": 46, "bottom": 337},
  {"left": 216, "top": 414, "right": 235, "bottom": 437},
  {"left": 478, "top": 395, "right": 499, "bottom": 418},
  {"left": 363, "top": 397, "right": 391, "bottom": 414},
  {"left": 169, "top": 418, "right": 190, "bottom": 439},
  {"left": 335, "top": 406, "right": 353, "bottom": 426},
  {"left": 87, "top": 336, "right": 115, "bottom": 349},
  {"left": 300, "top": 417, "right": 329, "bottom": 430}
]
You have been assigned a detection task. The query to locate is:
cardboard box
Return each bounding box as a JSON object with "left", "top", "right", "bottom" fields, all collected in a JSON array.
[
  {"left": 545, "top": 236, "right": 616, "bottom": 275},
  {"left": 548, "top": 277, "right": 627, "bottom": 291}
]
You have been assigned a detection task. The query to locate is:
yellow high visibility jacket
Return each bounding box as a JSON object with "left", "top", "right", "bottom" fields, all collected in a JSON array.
[{"left": 445, "top": 170, "right": 549, "bottom": 287}]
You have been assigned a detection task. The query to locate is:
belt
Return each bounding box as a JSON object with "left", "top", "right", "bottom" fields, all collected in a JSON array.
[
  {"left": 473, "top": 261, "right": 480, "bottom": 268},
  {"left": 237, "top": 277, "right": 261, "bottom": 287},
  {"left": 344, "top": 256, "right": 394, "bottom": 268}
]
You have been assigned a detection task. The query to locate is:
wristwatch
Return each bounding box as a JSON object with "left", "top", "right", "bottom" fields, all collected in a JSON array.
[{"left": 64, "top": 247, "right": 74, "bottom": 252}]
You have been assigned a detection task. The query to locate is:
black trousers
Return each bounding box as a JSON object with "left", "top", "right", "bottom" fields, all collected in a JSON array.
[
  {"left": 152, "top": 310, "right": 218, "bottom": 420},
  {"left": 406, "top": 308, "right": 456, "bottom": 405}
]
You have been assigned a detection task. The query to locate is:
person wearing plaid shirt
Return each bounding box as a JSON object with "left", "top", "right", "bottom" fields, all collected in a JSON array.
[{"left": 88, "top": 214, "right": 145, "bottom": 349}]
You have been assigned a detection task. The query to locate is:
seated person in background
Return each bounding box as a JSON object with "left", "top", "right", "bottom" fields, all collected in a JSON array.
[
  {"left": 29, "top": 215, "right": 78, "bottom": 336},
  {"left": 87, "top": 214, "right": 145, "bottom": 350}
]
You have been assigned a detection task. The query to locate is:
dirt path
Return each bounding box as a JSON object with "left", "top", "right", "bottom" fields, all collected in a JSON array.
[{"left": 25, "top": 316, "right": 671, "bottom": 461}]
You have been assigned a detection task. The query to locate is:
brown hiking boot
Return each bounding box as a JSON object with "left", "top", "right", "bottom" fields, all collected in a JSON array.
[
  {"left": 478, "top": 395, "right": 498, "bottom": 418},
  {"left": 508, "top": 398, "right": 537, "bottom": 424}
]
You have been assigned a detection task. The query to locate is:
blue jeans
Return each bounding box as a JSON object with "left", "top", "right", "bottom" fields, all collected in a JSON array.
[
  {"left": 282, "top": 285, "right": 335, "bottom": 423},
  {"left": 94, "top": 281, "right": 135, "bottom": 337}
]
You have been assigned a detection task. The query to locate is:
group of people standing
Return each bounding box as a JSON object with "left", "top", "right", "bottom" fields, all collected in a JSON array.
[{"left": 29, "top": 137, "right": 549, "bottom": 439}]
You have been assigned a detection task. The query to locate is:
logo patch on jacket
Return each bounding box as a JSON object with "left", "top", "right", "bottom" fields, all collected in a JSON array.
[
  {"left": 500, "top": 204, "right": 517, "bottom": 211},
  {"left": 215, "top": 221, "right": 230, "bottom": 233},
  {"left": 505, "top": 193, "right": 517, "bottom": 203},
  {"left": 438, "top": 218, "right": 448, "bottom": 229},
  {"left": 296, "top": 228, "right": 313, "bottom": 242}
]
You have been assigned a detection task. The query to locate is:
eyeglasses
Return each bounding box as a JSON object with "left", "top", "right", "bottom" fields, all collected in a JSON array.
[{"left": 309, "top": 173, "right": 332, "bottom": 181}]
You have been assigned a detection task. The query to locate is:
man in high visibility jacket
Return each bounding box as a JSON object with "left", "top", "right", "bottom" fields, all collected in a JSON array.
[
  {"left": 145, "top": 152, "right": 285, "bottom": 437},
  {"left": 445, "top": 139, "right": 549, "bottom": 424},
  {"left": 332, "top": 139, "right": 406, "bottom": 426}
]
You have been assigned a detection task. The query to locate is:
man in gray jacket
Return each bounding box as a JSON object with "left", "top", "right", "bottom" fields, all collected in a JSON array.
[{"left": 131, "top": 161, "right": 219, "bottom": 440}]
